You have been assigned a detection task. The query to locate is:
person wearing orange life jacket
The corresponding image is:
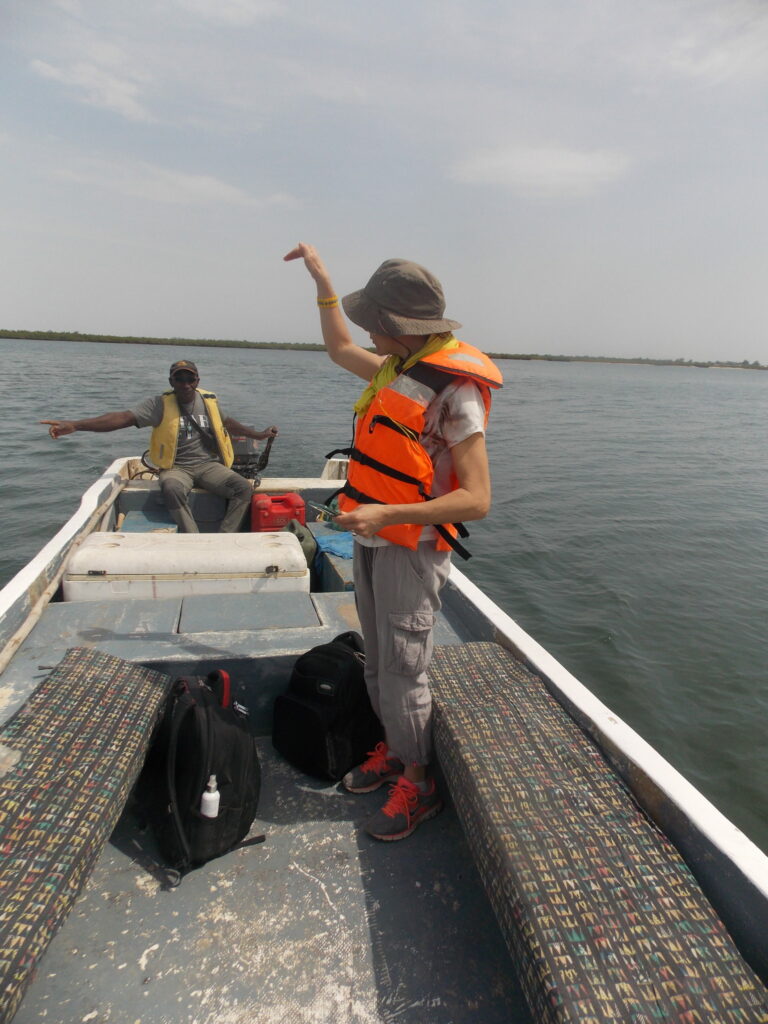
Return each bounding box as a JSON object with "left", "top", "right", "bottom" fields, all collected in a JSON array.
[
  {"left": 285, "top": 242, "right": 502, "bottom": 842},
  {"left": 42, "top": 360, "right": 278, "bottom": 533}
]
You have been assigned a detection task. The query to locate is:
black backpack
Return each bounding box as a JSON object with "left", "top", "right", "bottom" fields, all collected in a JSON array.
[
  {"left": 138, "top": 671, "right": 262, "bottom": 876},
  {"left": 272, "top": 631, "right": 383, "bottom": 781}
]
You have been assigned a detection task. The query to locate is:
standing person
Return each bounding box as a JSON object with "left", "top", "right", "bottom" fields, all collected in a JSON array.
[
  {"left": 41, "top": 359, "right": 278, "bottom": 533},
  {"left": 284, "top": 243, "right": 502, "bottom": 841}
]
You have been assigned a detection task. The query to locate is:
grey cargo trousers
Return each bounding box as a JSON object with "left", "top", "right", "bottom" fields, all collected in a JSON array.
[{"left": 353, "top": 541, "right": 451, "bottom": 767}]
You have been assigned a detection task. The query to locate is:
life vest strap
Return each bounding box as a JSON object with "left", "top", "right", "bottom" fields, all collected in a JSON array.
[
  {"left": 342, "top": 483, "right": 472, "bottom": 560},
  {"left": 342, "top": 481, "right": 385, "bottom": 506},
  {"left": 348, "top": 448, "right": 429, "bottom": 496},
  {"left": 325, "top": 447, "right": 352, "bottom": 460},
  {"left": 401, "top": 361, "right": 457, "bottom": 394},
  {"left": 434, "top": 524, "right": 472, "bottom": 561}
]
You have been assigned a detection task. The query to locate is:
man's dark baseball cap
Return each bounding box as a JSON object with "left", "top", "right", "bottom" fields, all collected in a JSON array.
[{"left": 169, "top": 360, "right": 198, "bottom": 377}]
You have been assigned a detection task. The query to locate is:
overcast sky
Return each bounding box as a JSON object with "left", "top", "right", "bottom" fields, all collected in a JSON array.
[{"left": 2, "top": 0, "right": 767, "bottom": 362}]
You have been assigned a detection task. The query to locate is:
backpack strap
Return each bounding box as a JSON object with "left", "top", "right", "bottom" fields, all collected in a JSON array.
[
  {"left": 164, "top": 685, "right": 202, "bottom": 874},
  {"left": 207, "top": 669, "right": 231, "bottom": 709}
]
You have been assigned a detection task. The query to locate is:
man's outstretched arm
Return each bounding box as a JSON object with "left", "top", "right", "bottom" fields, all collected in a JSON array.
[
  {"left": 222, "top": 418, "right": 278, "bottom": 441},
  {"left": 41, "top": 410, "right": 137, "bottom": 438}
]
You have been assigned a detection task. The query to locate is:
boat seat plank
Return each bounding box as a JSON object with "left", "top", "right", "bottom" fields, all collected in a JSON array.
[
  {"left": 178, "top": 592, "right": 320, "bottom": 633},
  {"left": 119, "top": 508, "right": 178, "bottom": 533},
  {"left": 16, "top": 597, "right": 183, "bottom": 648},
  {"left": 0, "top": 601, "right": 183, "bottom": 728},
  {"left": 116, "top": 481, "right": 226, "bottom": 531},
  {"left": 429, "top": 642, "right": 768, "bottom": 1024},
  {"left": 0, "top": 648, "right": 170, "bottom": 1024}
]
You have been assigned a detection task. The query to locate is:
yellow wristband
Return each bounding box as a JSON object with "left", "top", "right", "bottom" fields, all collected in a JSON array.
[{"left": 317, "top": 295, "right": 339, "bottom": 309}]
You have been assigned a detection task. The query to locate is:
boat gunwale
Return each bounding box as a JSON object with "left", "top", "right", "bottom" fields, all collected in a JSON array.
[
  {"left": 446, "top": 564, "right": 768, "bottom": 897},
  {"left": 445, "top": 563, "right": 768, "bottom": 980}
]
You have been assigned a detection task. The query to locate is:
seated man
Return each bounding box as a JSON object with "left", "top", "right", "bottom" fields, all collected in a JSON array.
[{"left": 42, "top": 359, "right": 278, "bottom": 533}]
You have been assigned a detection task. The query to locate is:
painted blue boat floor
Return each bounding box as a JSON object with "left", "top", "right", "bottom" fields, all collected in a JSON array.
[
  {"left": 179, "top": 591, "right": 321, "bottom": 631},
  {"left": 12, "top": 740, "right": 532, "bottom": 1024},
  {"left": 0, "top": 592, "right": 467, "bottom": 729},
  {"left": 120, "top": 508, "right": 178, "bottom": 532}
]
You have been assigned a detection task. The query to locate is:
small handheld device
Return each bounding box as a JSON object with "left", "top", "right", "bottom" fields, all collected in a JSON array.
[{"left": 307, "top": 499, "right": 338, "bottom": 519}]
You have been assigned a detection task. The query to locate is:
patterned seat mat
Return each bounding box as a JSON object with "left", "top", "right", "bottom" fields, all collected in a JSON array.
[
  {"left": 430, "top": 642, "right": 768, "bottom": 1024},
  {"left": 0, "top": 648, "right": 170, "bottom": 1024}
]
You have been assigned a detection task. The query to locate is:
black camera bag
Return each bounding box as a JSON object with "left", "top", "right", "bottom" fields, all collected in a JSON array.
[{"left": 272, "top": 631, "right": 383, "bottom": 780}]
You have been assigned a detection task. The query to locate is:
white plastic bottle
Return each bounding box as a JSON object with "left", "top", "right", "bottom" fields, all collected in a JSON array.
[{"left": 200, "top": 774, "right": 220, "bottom": 818}]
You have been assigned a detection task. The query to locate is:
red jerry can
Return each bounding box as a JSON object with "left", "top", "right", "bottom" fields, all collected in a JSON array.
[{"left": 250, "top": 492, "right": 306, "bottom": 531}]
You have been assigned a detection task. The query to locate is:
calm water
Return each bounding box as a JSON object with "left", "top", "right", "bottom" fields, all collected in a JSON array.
[{"left": 2, "top": 338, "right": 767, "bottom": 851}]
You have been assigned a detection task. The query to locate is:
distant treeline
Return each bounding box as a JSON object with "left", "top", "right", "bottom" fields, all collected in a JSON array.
[
  {"left": 495, "top": 353, "right": 767, "bottom": 370},
  {"left": 0, "top": 329, "right": 323, "bottom": 351},
  {"left": 1, "top": 329, "right": 765, "bottom": 370}
]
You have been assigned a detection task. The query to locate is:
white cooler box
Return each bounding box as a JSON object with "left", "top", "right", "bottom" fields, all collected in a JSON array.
[{"left": 63, "top": 531, "right": 310, "bottom": 601}]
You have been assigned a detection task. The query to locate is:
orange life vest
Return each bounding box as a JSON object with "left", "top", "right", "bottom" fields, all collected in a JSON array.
[{"left": 337, "top": 341, "right": 503, "bottom": 553}]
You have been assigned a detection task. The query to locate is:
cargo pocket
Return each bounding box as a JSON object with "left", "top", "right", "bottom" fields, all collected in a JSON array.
[{"left": 387, "top": 611, "right": 435, "bottom": 676}]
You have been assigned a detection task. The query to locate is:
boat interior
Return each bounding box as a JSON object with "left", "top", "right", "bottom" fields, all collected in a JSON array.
[
  {"left": 1, "top": 471, "right": 767, "bottom": 1023},
  {"left": 3, "top": 477, "right": 534, "bottom": 1023}
]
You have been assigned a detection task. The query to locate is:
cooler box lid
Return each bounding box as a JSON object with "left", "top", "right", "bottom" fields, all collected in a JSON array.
[{"left": 64, "top": 531, "right": 308, "bottom": 584}]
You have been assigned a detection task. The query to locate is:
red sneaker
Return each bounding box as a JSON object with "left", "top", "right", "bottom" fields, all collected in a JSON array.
[
  {"left": 364, "top": 776, "right": 443, "bottom": 841},
  {"left": 342, "top": 742, "right": 404, "bottom": 793}
]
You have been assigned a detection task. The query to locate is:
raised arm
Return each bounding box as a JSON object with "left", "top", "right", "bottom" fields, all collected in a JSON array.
[
  {"left": 283, "top": 242, "right": 385, "bottom": 382},
  {"left": 40, "top": 410, "right": 137, "bottom": 439},
  {"left": 223, "top": 418, "right": 278, "bottom": 441}
]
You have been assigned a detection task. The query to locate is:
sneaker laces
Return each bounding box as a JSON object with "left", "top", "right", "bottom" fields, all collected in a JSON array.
[
  {"left": 360, "top": 742, "right": 393, "bottom": 774},
  {"left": 380, "top": 778, "right": 419, "bottom": 820}
]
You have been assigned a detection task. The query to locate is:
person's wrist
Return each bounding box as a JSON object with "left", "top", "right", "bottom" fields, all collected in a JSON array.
[{"left": 315, "top": 277, "right": 336, "bottom": 297}]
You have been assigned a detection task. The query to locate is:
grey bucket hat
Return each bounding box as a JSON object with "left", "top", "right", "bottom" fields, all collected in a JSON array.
[{"left": 342, "top": 259, "right": 462, "bottom": 337}]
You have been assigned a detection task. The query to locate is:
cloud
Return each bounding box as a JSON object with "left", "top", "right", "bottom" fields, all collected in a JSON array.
[
  {"left": 617, "top": 0, "right": 768, "bottom": 88},
  {"left": 30, "top": 58, "right": 154, "bottom": 122},
  {"left": 51, "top": 0, "right": 84, "bottom": 13},
  {"left": 665, "top": 9, "right": 768, "bottom": 85},
  {"left": 450, "top": 145, "right": 631, "bottom": 198},
  {"left": 172, "top": 0, "right": 283, "bottom": 25},
  {"left": 53, "top": 157, "right": 297, "bottom": 209}
]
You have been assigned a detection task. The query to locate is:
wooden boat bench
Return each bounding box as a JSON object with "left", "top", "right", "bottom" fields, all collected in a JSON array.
[
  {"left": 429, "top": 641, "right": 768, "bottom": 1024},
  {"left": 0, "top": 648, "right": 170, "bottom": 1024}
]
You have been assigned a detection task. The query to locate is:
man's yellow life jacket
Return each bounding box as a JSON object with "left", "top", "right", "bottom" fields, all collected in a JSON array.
[{"left": 149, "top": 390, "right": 234, "bottom": 470}]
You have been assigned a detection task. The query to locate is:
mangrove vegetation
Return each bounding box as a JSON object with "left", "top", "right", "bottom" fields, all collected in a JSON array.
[{"left": 1, "top": 329, "right": 764, "bottom": 371}]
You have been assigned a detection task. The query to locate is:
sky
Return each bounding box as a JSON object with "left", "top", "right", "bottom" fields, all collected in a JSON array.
[{"left": 2, "top": 0, "right": 767, "bottom": 363}]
